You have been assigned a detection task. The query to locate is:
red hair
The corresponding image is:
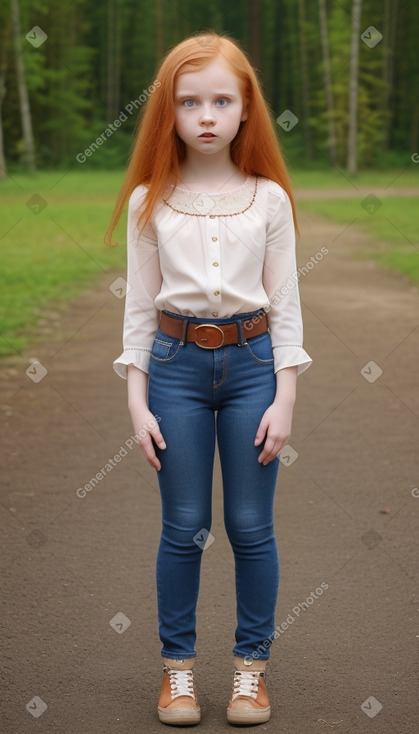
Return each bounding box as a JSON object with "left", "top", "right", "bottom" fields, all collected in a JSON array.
[{"left": 105, "top": 32, "right": 298, "bottom": 247}]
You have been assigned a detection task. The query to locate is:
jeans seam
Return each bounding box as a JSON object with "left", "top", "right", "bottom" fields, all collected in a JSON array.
[
  {"left": 212, "top": 348, "right": 227, "bottom": 391},
  {"left": 150, "top": 342, "right": 183, "bottom": 363},
  {"left": 244, "top": 342, "right": 274, "bottom": 364}
]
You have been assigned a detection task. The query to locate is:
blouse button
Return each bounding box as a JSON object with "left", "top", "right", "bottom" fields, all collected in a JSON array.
[
  {"left": 209, "top": 215, "right": 216, "bottom": 219},
  {"left": 212, "top": 311, "right": 218, "bottom": 317},
  {"left": 213, "top": 290, "right": 220, "bottom": 296},
  {"left": 212, "top": 261, "right": 219, "bottom": 267},
  {"left": 211, "top": 236, "right": 218, "bottom": 242}
]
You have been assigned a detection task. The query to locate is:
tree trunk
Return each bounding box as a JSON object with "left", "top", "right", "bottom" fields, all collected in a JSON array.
[
  {"left": 0, "top": 13, "right": 11, "bottom": 178},
  {"left": 11, "top": 0, "right": 36, "bottom": 171},
  {"left": 155, "top": 0, "right": 163, "bottom": 62},
  {"left": 382, "top": 0, "right": 398, "bottom": 150},
  {"left": 298, "top": 0, "right": 312, "bottom": 158},
  {"left": 271, "top": 1, "right": 282, "bottom": 113},
  {"left": 347, "top": 0, "right": 362, "bottom": 175},
  {"left": 318, "top": 0, "right": 337, "bottom": 165},
  {"left": 249, "top": 0, "right": 261, "bottom": 70},
  {"left": 410, "top": 102, "right": 418, "bottom": 153},
  {"left": 0, "top": 68, "right": 7, "bottom": 179},
  {"left": 106, "top": 0, "right": 121, "bottom": 121}
]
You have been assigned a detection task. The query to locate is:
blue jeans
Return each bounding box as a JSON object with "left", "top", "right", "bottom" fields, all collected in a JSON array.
[{"left": 148, "top": 310, "right": 280, "bottom": 661}]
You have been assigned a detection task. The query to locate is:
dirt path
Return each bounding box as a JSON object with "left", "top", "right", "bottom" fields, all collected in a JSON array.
[
  {"left": 295, "top": 185, "right": 419, "bottom": 199},
  {"left": 1, "top": 210, "right": 418, "bottom": 733}
]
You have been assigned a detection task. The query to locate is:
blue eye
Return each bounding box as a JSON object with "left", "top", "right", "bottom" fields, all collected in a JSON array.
[
  {"left": 216, "top": 98, "right": 228, "bottom": 107},
  {"left": 183, "top": 99, "right": 195, "bottom": 107}
]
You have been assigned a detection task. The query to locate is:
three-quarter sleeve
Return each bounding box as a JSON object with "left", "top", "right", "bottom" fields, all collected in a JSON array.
[
  {"left": 263, "top": 185, "right": 312, "bottom": 375},
  {"left": 113, "top": 186, "right": 162, "bottom": 379}
]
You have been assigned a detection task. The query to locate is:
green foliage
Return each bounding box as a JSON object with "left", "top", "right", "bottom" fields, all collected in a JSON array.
[
  {"left": 291, "top": 167, "right": 419, "bottom": 187},
  {"left": 0, "top": 170, "right": 126, "bottom": 355},
  {"left": 2, "top": 0, "right": 418, "bottom": 170}
]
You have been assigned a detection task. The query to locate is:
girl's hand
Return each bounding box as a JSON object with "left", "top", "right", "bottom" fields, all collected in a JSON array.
[
  {"left": 127, "top": 364, "right": 166, "bottom": 471},
  {"left": 254, "top": 401, "right": 294, "bottom": 466},
  {"left": 131, "top": 406, "right": 166, "bottom": 471}
]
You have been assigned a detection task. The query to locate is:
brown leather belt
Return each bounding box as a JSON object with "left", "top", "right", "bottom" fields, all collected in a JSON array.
[{"left": 159, "top": 311, "right": 268, "bottom": 349}]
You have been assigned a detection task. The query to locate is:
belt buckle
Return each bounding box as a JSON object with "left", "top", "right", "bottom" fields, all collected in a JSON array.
[{"left": 194, "top": 323, "right": 225, "bottom": 349}]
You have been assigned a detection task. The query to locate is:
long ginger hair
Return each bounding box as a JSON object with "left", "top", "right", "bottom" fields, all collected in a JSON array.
[{"left": 105, "top": 32, "right": 298, "bottom": 247}]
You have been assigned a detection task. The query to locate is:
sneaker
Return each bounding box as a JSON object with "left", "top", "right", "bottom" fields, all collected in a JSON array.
[
  {"left": 157, "top": 665, "right": 201, "bottom": 726},
  {"left": 227, "top": 669, "right": 271, "bottom": 725}
]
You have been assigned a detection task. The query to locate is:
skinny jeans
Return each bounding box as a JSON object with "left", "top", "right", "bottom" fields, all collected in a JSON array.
[{"left": 148, "top": 309, "right": 280, "bottom": 661}]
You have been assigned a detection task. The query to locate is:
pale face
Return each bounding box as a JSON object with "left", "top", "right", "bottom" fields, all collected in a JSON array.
[{"left": 174, "top": 58, "right": 248, "bottom": 158}]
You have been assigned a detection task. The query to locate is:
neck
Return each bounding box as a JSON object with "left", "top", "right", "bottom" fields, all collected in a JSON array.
[{"left": 178, "top": 148, "right": 245, "bottom": 192}]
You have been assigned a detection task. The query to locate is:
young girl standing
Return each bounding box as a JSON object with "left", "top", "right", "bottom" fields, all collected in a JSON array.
[{"left": 106, "top": 32, "right": 312, "bottom": 727}]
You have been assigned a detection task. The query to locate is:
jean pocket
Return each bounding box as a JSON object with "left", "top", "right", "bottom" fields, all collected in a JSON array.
[
  {"left": 150, "top": 330, "right": 182, "bottom": 363},
  {"left": 244, "top": 332, "right": 274, "bottom": 364}
]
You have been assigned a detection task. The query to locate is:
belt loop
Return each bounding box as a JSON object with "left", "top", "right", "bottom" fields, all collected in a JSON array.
[
  {"left": 237, "top": 319, "right": 246, "bottom": 346},
  {"left": 180, "top": 318, "right": 188, "bottom": 345}
]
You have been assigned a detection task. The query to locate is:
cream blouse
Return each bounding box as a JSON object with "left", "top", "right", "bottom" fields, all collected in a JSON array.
[{"left": 113, "top": 175, "right": 312, "bottom": 378}]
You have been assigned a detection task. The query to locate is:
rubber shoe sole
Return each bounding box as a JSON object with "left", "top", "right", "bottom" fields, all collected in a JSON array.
[
  {"left": 227, "top": 704, "right": 271, "bottom": 725},
  {"left": 157, "top": 704, "right": 201, "bottom": 726}
]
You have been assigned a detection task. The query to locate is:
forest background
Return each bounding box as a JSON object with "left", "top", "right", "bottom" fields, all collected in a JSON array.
[{"left": 1, "top": 0, "right": 418, "bottom": 174}]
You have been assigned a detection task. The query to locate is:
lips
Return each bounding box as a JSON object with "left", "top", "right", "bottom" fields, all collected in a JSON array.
[{"left": 199, "top": 132, "right": 216, "bottom": 137}]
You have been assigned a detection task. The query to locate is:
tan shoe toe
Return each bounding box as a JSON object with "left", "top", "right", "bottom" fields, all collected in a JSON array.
[
  {"left": 158, "top": 666, "right": 201, "bottom": 726},
  {"left": 227, "top": 670, "right": 271, "bottom": 725}
]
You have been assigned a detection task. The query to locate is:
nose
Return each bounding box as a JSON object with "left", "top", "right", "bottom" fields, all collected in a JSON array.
[{"left": 199, "top": 103, "right": 215, "bottom": 125}]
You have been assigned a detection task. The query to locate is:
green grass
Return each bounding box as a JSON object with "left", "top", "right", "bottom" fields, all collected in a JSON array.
[
  {"left": 1, "top": 169, "right": 418, "bottom": 358},
  {"left": 291, "top": 166, "right": 419, "bottom": 189},
  {"left": 298, "top": 197, "right": 419, "bottom": 284},
  {"left": 0, "top": 170, "right": 127, "bottom": 356},
  {"left": 0, "top": 169, "right": 125, "bottom": 195}
]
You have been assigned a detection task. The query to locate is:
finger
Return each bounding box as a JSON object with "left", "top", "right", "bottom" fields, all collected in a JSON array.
[
  {"left": 265, "top": 437, "right": 290, "bottom": 465},
  {"left": 138, "top": 434, "right": 162, "bottom": 471},
  {"left": 254, "top": 416, "right": 268, "bottom": 446},
  {"left": 257, "top": 434, "right": 275, "bottom": 464},
  {"left": 138, "top": 434, "right": 156, "bottom": 460},
  {"left": 149, "top": 425, "right": 166, "bottom": 450},
  {"left": 258, "top": 435, "right": 285, "bottom": 465},
  {"left": 136, "top": 424, "right": 166, "bottom": 449},
  {"left": 146, "top": 454, "right": 161, "bottom": 471}
]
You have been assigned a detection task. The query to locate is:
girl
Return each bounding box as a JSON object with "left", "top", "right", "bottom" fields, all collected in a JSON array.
[{"left": 106, "top": 32, "right": 312, "bottom": 727}]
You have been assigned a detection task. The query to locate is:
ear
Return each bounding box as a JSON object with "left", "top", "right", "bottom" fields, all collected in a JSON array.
[{"left": 241, "top": 107, "right": 248, "bottom": 122}]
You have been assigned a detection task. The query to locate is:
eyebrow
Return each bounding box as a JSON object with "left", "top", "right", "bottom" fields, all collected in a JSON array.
[{"left": 174, "top": 91, "right": 237, "bottom": 99}]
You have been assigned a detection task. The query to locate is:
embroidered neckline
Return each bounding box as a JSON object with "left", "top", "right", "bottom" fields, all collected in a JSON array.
[
  {"left": 171, "top": 176, "right": 250, "bottom": 195},
  {"left": 162, "top": 176, "right": 258, "bottom": 218}
]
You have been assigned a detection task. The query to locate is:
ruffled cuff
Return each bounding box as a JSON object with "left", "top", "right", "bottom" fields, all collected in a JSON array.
[
  {"left": 113, "top": 347, "right": 151, "bottom": 379},
  {"left": 273, "top": 345, "right": 312, "bottom": 375}
]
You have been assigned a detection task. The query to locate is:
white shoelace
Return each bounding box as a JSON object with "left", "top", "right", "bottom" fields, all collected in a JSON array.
[
  {"left": 166, "top": 667, "right": 195, "bottom": 700},
  {"left": 232, "top": 670, "right": 262, "bottom": 701}
]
